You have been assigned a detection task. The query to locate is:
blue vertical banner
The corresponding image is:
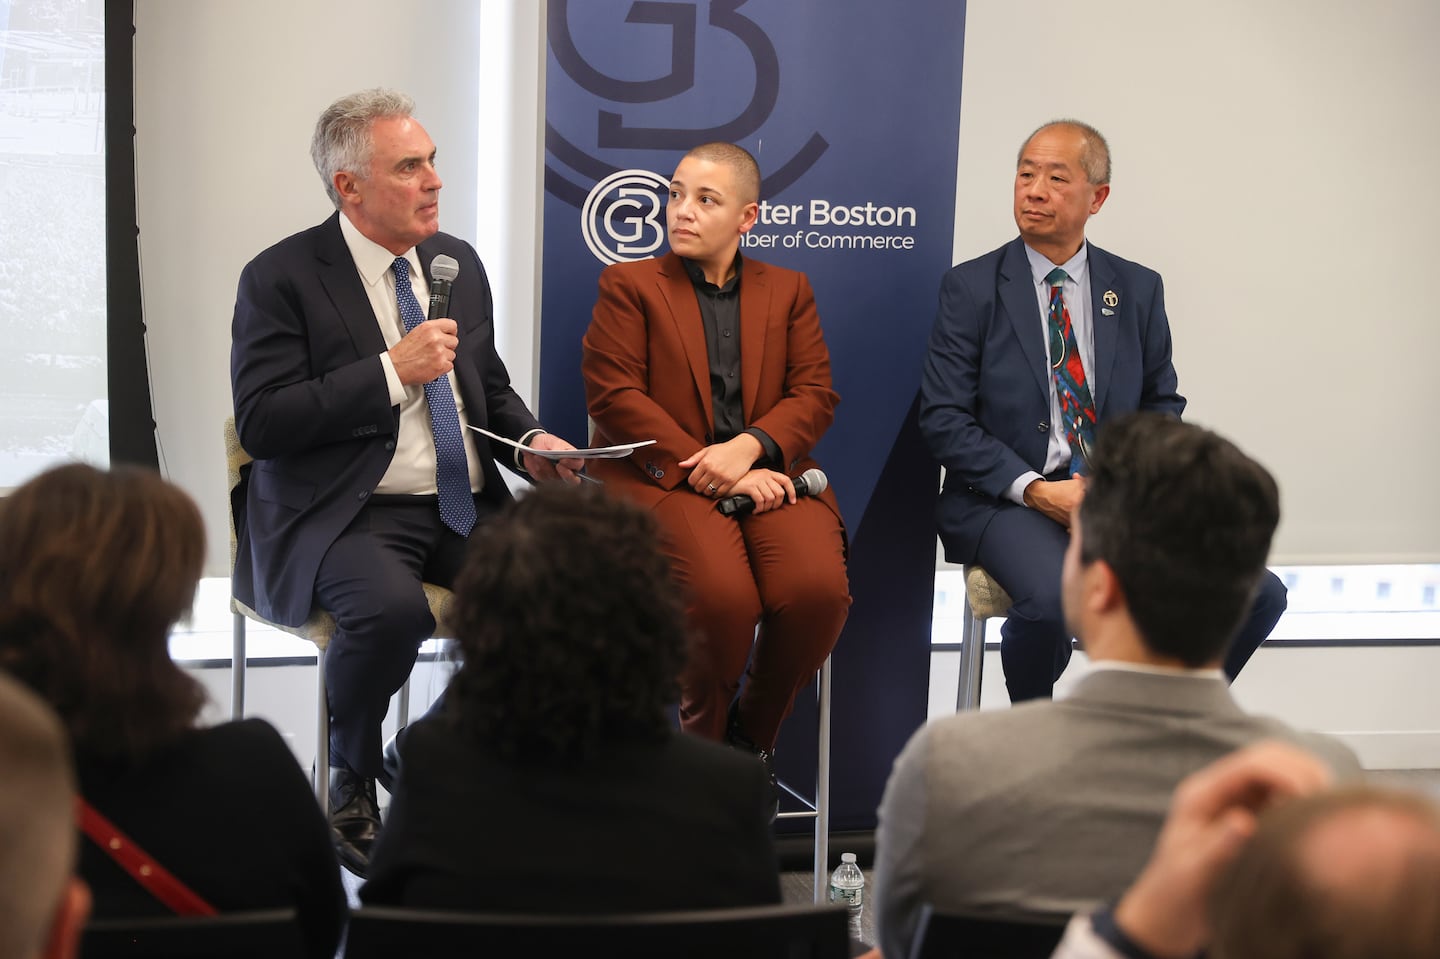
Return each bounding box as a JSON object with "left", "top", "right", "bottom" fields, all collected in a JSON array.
[{"left": 541, "top": 1, "right": 966, "bottom": 832}]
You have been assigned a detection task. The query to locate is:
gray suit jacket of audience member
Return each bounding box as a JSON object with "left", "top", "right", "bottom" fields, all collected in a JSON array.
[{"left": 873, "top": 666, "right": 1362, "bottom": 959}]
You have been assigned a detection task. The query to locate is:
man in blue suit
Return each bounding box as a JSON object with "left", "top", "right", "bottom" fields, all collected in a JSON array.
[
  {"left": 919, "top": 120, "right": 1286, "bottom": 702},
  {"left": 231, "top": 89, "right": 580, "bottom": 875}
]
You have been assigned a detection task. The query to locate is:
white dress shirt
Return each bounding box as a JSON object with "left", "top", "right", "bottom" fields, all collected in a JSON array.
[{"left": 338, "top": 213, "right": 485, "bottom": 496}]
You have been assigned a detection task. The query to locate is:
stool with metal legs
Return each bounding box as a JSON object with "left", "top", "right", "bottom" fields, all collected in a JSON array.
[
  {"left": 774, "top": 655, "right": 832, "bottom": 902},
  {"left": 225, "top": 416, "right": 450, "bottom": 815},
  {"left": 957, "top": 566, "right": 1013, "bottom": 712}
]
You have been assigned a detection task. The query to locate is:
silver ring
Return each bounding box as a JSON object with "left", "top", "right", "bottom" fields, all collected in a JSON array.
[{"left": 707, "top": 483, "right": 718, "bottom": 493}]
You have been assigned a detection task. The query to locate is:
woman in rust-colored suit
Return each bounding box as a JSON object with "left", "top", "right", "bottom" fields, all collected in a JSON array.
[{"left": 581, "top": 144, "right": 850, "bottom": 761}]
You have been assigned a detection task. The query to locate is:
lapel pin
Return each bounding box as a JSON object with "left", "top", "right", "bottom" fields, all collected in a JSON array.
[
  {"left": 1102, "top": 290, "right": 1119, "bottom": 307},
  {"left": 1102, "top": 308, "right": 1115, "bottom": 316}
]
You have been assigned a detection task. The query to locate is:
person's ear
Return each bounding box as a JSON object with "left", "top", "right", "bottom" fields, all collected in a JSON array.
[
  {"left": 738, "top": 201, "right": 760, "bottom": 234},
  {"left": 334, "top": 171, "right": 363, "bottom": 206},
  {"left": 1090, "top": 558, "right": 1126, "bottom": 614},
  {"left": 1089, "top": 183, "right": 1111, "bottom": 215}
]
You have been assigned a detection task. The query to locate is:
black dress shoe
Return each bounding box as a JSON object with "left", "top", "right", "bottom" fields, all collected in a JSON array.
[
  {"left": 328, "top": 767, "right": 381, "bottom": 878},
  {"left": 725, "top": 704, "right": 779, "bottom": 823}
]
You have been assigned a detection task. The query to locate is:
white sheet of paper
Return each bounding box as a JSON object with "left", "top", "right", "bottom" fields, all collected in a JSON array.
[{"left": 468, "top": 426, "right": 655, "bottom": 460}]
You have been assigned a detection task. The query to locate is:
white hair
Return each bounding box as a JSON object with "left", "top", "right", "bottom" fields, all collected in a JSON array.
[{"left": 310, "top": 88, "right": 416, "bottom": 209}]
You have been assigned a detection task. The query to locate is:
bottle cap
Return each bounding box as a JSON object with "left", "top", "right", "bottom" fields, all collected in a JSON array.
[{"left": 841, "top": 852, "right": 856, "bottom": 863}]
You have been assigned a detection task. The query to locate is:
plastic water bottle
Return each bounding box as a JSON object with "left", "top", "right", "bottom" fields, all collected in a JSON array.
[{"left": 828, "top": 852, "right": 865, "bottom": 938}]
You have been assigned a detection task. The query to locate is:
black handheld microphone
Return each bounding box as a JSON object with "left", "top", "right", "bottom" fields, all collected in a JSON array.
[
  {"left": 716, "top": 468, "right": 828, "bottom": 517},
  {"left": 427, "top": 254, "right": 460, "bottom": 319}
]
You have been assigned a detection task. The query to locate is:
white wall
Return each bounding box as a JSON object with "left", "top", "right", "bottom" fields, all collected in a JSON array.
[
  {"left": 473, "top": 0, "right": 546, "bottom": 408},
  {"left": 953, "top": 0, "right": 1440, "bottom": 564}
]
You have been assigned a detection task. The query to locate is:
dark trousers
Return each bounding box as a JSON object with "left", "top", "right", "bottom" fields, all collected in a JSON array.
[
  {"left": 313, "top": 494, "right": 492, "bottom": 778},
  {"left": 974, "top": 502, "right": 1287, "bottom": 703}
]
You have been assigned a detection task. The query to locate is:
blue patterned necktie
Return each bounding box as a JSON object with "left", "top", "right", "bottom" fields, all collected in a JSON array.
[
  {"left": 392, "top": 257, "right": 476, "bottom": 537},
  {"left": 1045, "top": 267, "right": 1097, "bottom": 475}
]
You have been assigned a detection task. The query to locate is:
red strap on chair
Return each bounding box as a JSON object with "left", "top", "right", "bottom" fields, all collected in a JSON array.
[{"left": 75, "top": 797, "right": 218, "bottom": 917}]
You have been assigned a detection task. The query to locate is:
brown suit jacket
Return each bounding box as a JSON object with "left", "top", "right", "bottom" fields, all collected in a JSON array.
[{"left": 581, "top": 251, "right": 841, "bottom": 522}]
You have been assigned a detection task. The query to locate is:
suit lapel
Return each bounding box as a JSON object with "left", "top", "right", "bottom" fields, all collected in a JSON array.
[
  {"left": 655, "top": 253, "right": 715, "bottom": 431},
  {"left": 738, "top": 258, "right": 770, "bottom": 422},
  {"left": 314, "top": 213, "right": 388, "bottom": 360},
  {"left": 1088, "top": 244, "right": 1119, "bottom": 415},
  {"left": 999, "top": 239, "right": 1050, "bottom": 398}
]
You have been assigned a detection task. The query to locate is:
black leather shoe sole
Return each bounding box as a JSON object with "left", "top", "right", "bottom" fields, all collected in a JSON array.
[{"left": 333, "top": 832, "right": 372, "bottom": 879}]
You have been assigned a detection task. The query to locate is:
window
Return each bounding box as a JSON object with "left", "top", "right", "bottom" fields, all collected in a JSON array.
[
  {"left": 934, "top": 565, "right": 1440, "bottom": 645},
  {"left": 0, "top": 0, "right": 108, "bottom": 488}
]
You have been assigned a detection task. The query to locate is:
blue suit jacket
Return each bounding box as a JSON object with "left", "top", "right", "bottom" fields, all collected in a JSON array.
[
  {"left": 919, "top": 237, "right": 1185, "bottom": 564},
  {"left": 230, "top": 213, "right": 542, "bottom": 626}
]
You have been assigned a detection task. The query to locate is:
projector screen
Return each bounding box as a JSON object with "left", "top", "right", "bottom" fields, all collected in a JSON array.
[{"left": 0, "top": 0, "right": 108, "bottom": 488}]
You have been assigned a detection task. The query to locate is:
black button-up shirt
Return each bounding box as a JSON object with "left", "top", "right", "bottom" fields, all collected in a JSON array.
[{"left": 681, "top": 254, "right": 780, "bottom": 468}]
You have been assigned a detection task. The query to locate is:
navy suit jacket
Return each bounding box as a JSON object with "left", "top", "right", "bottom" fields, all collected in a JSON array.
[
  {"left": 919, "top": 237, "right": 1185, "bottom": 564},
  {"left": 230, "top": 213, "right": 542, "bottom": 626}
]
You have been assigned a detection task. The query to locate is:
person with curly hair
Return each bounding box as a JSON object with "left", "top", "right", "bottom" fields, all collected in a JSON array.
[
  {"left": 361, "top": 482, "right": 781, "bottom": 911},
  {"left": 0, "top": 464, "right": 345, "bottom": 958}
]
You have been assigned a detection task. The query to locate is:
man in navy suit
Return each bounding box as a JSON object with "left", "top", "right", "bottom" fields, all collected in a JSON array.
[
  {"left": 919, "top": 119, "right": 1286, "bottom": 702},
  {"left": 231, "top": 89, "right": 580, "bottom": 875}
]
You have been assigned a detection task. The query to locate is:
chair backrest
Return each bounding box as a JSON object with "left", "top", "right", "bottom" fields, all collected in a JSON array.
[
  {"left": 82, "top": 908, "right": 305, "bottom": 959},
  {"left": 344, "top": 902, "right": 851, "bottom": 959},
  {"left": 224, "top": 416, "right": 254, "bottom": 489},
  {"left": 909, "top": 904, "right": 1069, "bottom": 959}
]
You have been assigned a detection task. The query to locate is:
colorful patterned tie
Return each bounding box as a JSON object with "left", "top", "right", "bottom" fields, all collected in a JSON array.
[
  {"left": 392, "top": 257, "right": 476, "bottom": 536},
  {"left": 1045, "top": 267, "right": 1097, "bottom": 475}
]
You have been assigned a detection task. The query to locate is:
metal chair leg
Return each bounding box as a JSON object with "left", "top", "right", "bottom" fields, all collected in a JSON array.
[
  {"left": 813, "top": 655, "right": 832, "bottom": 903},
  {"left": 316, "top": 644, "right": 329, "bottom": 817},
  {"left": 397, "top": 677, "right": 411, "bottom": 733},
  {"left": 231, "top": 612, "right": 246, "bottom": 721},
  {"left": 957, "top": 601, "right": 986, "bottom": 712},
  {"left": 774, "top": 658, "right": 834, "bottom": 902}
]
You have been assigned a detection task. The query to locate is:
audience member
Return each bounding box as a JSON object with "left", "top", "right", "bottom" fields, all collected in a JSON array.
[
  {"left": 1054, "top": 742, "right": 1440, "bottom": 959},
  {"left": 0, "top": 464, "right": 345, "bottom": 958},
  {"left": 1209, "top": 784, "right": 1440, "bottom": 959},
  {"left": 873, "top": 413, "right": 1361, "bottom": 959},
  {"left": 361, "top": 482, "right": 781, "bottom": 911},
  {"left": 0, "top": 670, "right": 89, "bottom": 959}
]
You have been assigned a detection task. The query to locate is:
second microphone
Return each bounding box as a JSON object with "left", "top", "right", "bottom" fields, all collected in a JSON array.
[{"left": 715, "top": 468, "right": 828, "bottom": 517}]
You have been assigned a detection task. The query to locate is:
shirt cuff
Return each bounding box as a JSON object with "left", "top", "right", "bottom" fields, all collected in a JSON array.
[
  {"left": 1050, "top": 912, "right": 1119, "bottom": 959},
  {"left": 743, "top": 427, "right": 782, "bottom": 470},
  {"left": 1006, "top": 470, "right": 1044, "bottom": 506},
  {"left": 380, "top": 352, "right": 406, "bottom": 407},
  {"left": 515, "top": 428, "right": 546, "bottom": 470},
  {"left": 1088, "top": 904, "right": 1173, "bottom": 959}
]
